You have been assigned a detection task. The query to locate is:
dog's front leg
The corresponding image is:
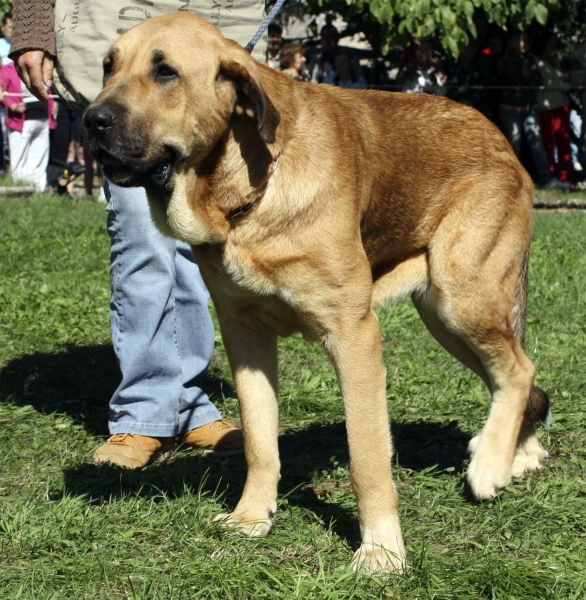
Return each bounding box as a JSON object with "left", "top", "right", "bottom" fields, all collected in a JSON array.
[
  {"left": 325, "top": 309, "right": 406, "bottom": 572},
  {"left": 214, "top": 314, "right": 280, "bottom": 537}
]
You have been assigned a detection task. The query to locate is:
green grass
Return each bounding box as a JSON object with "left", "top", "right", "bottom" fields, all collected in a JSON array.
[
  {"left": 0, "top": 195, "right": 585, "bottom": 599},
  {"left": 533, "top": 186, "right": 586, "bottom": 201},
  {"left": 535, "top": 187, "right": 586, "bottom": 203}
]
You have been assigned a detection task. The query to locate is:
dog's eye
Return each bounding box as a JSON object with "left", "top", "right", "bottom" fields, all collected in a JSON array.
[
  {"left": 103, "top": 60, "right": 113, "bottom": 82},
  {"left": 154, "top": 64, "right": 180, "bottom": 83}
]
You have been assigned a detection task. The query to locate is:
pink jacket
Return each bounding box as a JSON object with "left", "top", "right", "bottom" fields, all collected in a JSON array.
[{"left": 1, "top": 61, "right": 56, "bottom": 132}]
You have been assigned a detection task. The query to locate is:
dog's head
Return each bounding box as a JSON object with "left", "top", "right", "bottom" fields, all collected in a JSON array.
[{"left": 83, "top": 12, "right": 280, "bottom": 191}]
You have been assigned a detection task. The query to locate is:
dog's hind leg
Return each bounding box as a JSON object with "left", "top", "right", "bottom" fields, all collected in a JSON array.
[
  {"left": 213, "top": 313, "right": 280, "bottom": 536},
  {"left": 498, "top": 246, "right": 550, "bottom": 477},
  {"left": 412, "top": 290, "right": 492, "bottom": 388},
  {"left": 420, "top": 207, "right": 548, "bottom": 499},
  {"left": 412, "top": 292, "right": 549, "bottom": 486}
]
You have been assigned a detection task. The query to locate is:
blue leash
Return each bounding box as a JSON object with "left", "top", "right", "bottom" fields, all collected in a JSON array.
[{"left": 244, "top": 0, "right": 298, "bottom": 53}]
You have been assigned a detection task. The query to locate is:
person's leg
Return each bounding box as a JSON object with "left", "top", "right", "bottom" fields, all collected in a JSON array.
[
  {"left": 499, "top": 107, "right": 523, "bottom": 158},
  {"left": 0, "top": 108, "right": 7, "bottom": 171},
  {"left": 83, "top": 145, "right": 94, "bottom": 197},
  {"left": 569, "top": 109, "right": 583, "bottom": 172},
  {"left": 26, "top": 119, "right": 50, "bottom": 192},
  {"left": 172, "top": 241, "right": 221, "bottom": 431},
  {"left": 522, "top": 110, "right": 555, "bottom": 186},
  {"left": 8, "top": 124, "right": 31, "bottom": 184},
  {"left": 105, "top": 181, "right": 221, "bottom": 438},
  {"left": 47, "top": 100, "right": 71, "bottom": 189},
  {"left": 552, "top": 105, "right": 573, "bottom": 182},
  {"left": 0, "top": 113, "right": 4, "bottom": 175},
  {"left": 538, "top": 108, "right": 555, "bottom": 175}
]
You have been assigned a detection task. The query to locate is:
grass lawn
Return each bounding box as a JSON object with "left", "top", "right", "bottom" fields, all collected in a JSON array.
[{"left": 0, "top": 193, "right": 585, "bottom": 599}]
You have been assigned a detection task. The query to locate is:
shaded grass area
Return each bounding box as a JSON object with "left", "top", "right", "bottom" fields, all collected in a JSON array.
[{"left": 0, "top": 196, "right": 585, "bottom": 598}]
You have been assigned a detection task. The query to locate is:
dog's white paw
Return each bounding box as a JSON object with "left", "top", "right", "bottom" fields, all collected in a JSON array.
[
  {"left": 214, "top": 509, "right": 274, "bottom": 537},
  {"left": 510, "top": 436, "right": 549, "bottom": 478},
  {"left": 351, "top": 542, "right": 406, "bottom": 573},
  {"left": 467, "top": 437, "right": 511, "bottom": 499}
]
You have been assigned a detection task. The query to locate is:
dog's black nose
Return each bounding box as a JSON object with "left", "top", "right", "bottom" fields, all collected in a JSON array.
[{"left": 84, "top": 106, "right": 117, "bottom": 132}]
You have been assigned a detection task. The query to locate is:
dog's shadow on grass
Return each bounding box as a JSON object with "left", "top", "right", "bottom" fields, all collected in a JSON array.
[
  {"left": 2, "top": 344, "right": 471, "bottom": 547},
  {"left": 57, "top": 420, "right": 470, "bottom": 547}
]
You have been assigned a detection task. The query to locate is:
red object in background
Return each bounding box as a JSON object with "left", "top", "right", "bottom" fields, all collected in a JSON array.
[{"left": 540, "top": 104, "right": 574, "bottom": 182}]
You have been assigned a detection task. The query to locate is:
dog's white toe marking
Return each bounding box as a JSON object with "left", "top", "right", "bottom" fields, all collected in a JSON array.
[
  {"left": 351, "top": 542, "right": 406, "bottom": 573},
  {"left": 214, "top": 511, "right": 274, "bottom": 537},
  {"left": 510, "top": 434, "right": 549, "bottom": 478}
]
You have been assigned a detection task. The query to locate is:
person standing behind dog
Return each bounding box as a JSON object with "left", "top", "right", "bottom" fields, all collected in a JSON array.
[{"left": 8, "top": 0, "right": 267, "bottom": 467}]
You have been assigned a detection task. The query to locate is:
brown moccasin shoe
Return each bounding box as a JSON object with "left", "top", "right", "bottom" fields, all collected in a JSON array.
[
  {"left": 93, "top": 433, "right": 175, "bottom": 469},
  {"left": 177, "top": 418, "right": 244, "bottom": 456}
]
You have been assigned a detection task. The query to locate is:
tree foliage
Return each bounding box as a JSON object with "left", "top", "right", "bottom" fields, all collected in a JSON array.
[
  {"left": 282, "top": 0, "right": 563, "bottom": 56},
  {"left": 549, "top": 0, "right": 586, "bottom": 54},
  {"left": 0, "top": 0, "right": 11, "bottom": 17}
]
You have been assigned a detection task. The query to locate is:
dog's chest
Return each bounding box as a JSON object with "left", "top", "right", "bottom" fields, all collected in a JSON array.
[
  {"left": 194, "top": 242, "right": 317, "bottom": 340},
  {"left": 223, "top": 241, "right": 294, "bottom": 303}
]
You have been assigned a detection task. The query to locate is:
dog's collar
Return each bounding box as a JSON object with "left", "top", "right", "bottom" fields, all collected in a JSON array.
[{"left": 228, "top": 150, "right": 281, "bottom": 222}]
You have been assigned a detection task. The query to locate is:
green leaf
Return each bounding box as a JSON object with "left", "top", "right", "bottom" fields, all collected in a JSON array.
[
  {"left": 447, "top": 35, "right": 459, "bottom": 57},
  {"left": 535, "top": 3, "right": 549, "bottom": 25},
  {"left": 423, "top": 16, "right": 436, "bottom": 36},
  {"left": 398, "top": 18, "right": 414, "bottom": 34},
  {"left": 379, "top": 2, "right": 393, "bottom": 23},
  {"left": 441, "top": 5, "right": 455, "bottom": 25}
]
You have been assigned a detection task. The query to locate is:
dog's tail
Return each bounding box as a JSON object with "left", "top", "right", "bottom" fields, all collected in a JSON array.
[{"left": 512, "top": 245, "right": 550, "bottom": 425}]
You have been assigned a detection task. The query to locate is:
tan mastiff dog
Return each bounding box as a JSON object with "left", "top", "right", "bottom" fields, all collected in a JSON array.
[{"left": 84, "top": 12, "right": 550, "bottom": 571}]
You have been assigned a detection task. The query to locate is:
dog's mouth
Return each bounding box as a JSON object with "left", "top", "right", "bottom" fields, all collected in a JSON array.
[{"left": 94, "top": 147, "right": 176, "bottom": 189}]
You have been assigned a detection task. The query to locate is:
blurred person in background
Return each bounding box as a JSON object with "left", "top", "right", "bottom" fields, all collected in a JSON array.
[
  {"left": 279, "top": 42, "right": 309, "bottom": 82},
  {"left": 308, "top": 23, "right": 364, "bottom": 86},
  {"left": 46, "top": 92, "right": 86, "bottom": 196},
  {"left": 0, "top": 11, "right": 12, "bottom": 61},
  {"left": 534, "top": 32, "right": 574, "bottom": 183},
  {"left": 323, "top": 48, "right": 366, "bottom": 89},
  {"left": 1, "top": 58, "right": 54, "bottom": 191},
  {"left": 446, "top": 38, "right": 494, "bottom": 121},
  {"left": 560, "top": 53, "right": 585, "bottom": 176},
  {"left": 308, "top": 23, "right": 339, "bottom": 83},
  {"left": 266, "top": 23, "right": 283, "bottom": 70},
  {"left": 497, "top": 30, "right": 567, "bottom": 189},
  {"left": 0, "top": 11, "right": 12, "bottom": 176},
  {"left": 397, "top": 38, "right": 447, "bottom": 95}
]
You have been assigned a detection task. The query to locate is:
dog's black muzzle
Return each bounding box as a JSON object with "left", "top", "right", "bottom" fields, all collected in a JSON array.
[{"left": 83, "top": 104, "right": 174, "bottom": 189}]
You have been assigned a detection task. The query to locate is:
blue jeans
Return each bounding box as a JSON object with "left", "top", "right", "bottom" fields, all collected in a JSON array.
[
  {"left": 499, "top": 107, "right": 554, "bottom": 186},
  {"left": 105, "top": 182, "right": 221, "bottom": 436}
]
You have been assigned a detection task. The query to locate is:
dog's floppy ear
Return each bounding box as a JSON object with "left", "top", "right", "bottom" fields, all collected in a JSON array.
[{"left": 218, "top": 59, "right": 280, "bottom": 144}]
